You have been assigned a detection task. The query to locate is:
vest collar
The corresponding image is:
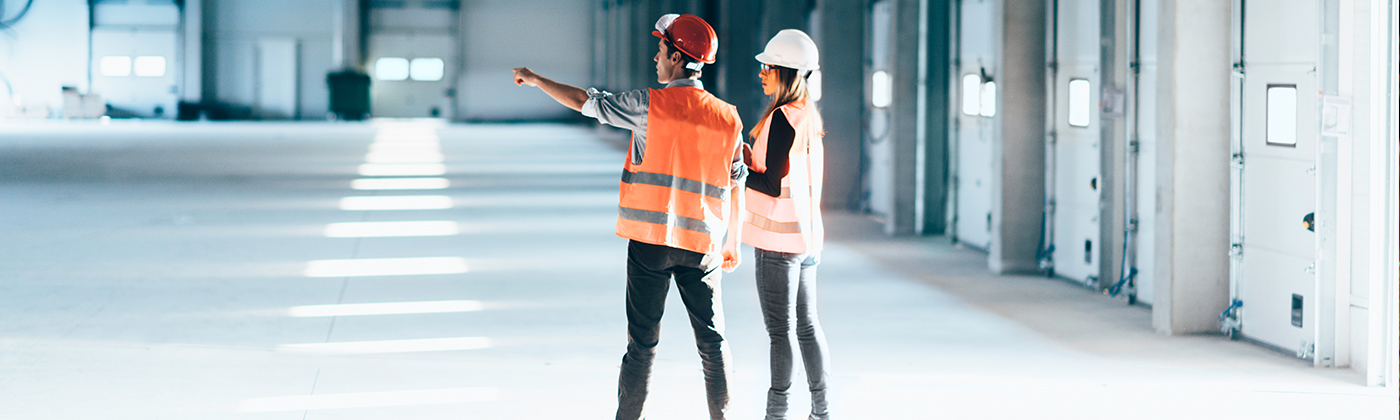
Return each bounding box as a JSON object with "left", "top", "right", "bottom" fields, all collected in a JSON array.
[{"left": 664, "top": 78, "right": 704, "bottom": 90}]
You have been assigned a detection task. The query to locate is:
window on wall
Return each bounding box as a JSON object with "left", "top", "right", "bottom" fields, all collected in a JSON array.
[
  {"left": 409, "top": 58, "right": 445, "bottom": 81},
  {"left": 1266, "top": 85, "right": 1298, "bottom": 146},
  {"left": 133, "top": 56, "right": 166, "bottom": 77},
  {"left": 979, "top": 81, "right": 996, "bottom": 117},
  {"left": 1068, "top": 78, "right": 1091, "bottom": 127},
  {"left": 962, "top": 74, "right": 981, "bottom": 116},
  {"left": 375, "top": 57, "right": 410, "bottom": 81},
  {"left": 100, "top": 56, "right": 131, "bottom": 77}
]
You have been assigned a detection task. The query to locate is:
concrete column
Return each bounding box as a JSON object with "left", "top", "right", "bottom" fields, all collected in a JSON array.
[
  {"left": 920, "top": 0, "right": 953, "bottom": 235},
  {"left": 332, "top": 0, "right": 360, "bottom": 70},
  {"left": 181, "top": 0, "right": 203, "bottom": 102},
  {"left": 887, "top": 0, "right": 922, "bottom": 235},
  {"left": 1151, "top": 0, "right": 1231, "bottom": 334},
  {"left": 634, "top": 1, "right": 655, "bottom": 89},
  {"left": 719, "top": 0, "right": 764, "bottom": 130},
  {"left": 815, "top": 0, "right": 865, "bottom": 210},
  {"left": 885, "top": 0, "right": 955, "bottom": 235},
  {"left": 988, "top": 0, "right": 1047, "bottom": 273},
  {"left": 763, "top": 0, "right": 808, "bottom": 38},
  {"left": 199, "top": 0, "right": 218, "bottom": 102}
]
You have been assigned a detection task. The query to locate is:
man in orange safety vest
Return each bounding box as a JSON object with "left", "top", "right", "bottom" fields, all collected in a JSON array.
[{"left": 511, "top": 13, "right": 745, "bottom": 420}]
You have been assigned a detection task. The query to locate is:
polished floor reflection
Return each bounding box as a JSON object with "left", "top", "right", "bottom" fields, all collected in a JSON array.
[{"left": 0, "top": 121, "right": 1392, "bottom": 419}]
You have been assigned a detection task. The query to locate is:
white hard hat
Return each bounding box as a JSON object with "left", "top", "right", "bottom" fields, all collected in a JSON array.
[{"left": 755, "top": 29, "right": 820, "bottom": 71}]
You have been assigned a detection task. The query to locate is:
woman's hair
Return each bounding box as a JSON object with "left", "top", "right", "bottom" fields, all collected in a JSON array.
[{"left": 750, "top": 65, "right": 824, "bottom": 143}]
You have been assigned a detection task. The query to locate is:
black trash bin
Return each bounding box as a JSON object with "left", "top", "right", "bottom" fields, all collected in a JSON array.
[{"left": 327, "top": 70, "right": 370, "bottom": 121}]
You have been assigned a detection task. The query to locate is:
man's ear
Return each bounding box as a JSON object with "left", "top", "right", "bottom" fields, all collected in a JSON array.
[{"left": 669, "top": 51, "right": 684, "bottom": 64}]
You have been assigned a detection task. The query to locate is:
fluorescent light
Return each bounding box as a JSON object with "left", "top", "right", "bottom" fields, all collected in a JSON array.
[
  {"left": 277, "top": 337, "right": 492, "bottom": 354},
  {"left": 325, "top": 221, "right": 459, "bottom": 237},
  {"left": 288, "top": 300, "right": 484, "bottom": 317},
  {"left": 352, "top": 177, "right": 450, "bottom": 190},
  {"left": 365, "top": 152, "right": 445, "bottom": 163},
  {"left": 339, "top": 195, "right": 452, "bottom": 210},
  {"left": 237, "top": 387, "right": 499, "bottom": 412},
  {"left": 358, "top": 163, "right": 446, "bottom": 176},
  {"left": 304, "top": 256, "right": 468, "bottom": 277},
  {"left": 369, "top": 142, "right": 441, "bottom": 153}
]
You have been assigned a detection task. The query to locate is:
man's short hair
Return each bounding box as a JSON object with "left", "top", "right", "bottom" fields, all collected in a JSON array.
[{"left": 664, "top": 41, "right": 703, "bottom": 78}]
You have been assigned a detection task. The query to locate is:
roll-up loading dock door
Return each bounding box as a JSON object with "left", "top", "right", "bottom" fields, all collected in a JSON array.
[{"left": 1229, "top": 0, "right": 1320, "bottom": 357}]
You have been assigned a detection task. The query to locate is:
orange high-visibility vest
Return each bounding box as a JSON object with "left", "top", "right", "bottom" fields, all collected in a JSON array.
[
  {"left": 616, "top": 86, "right": 743, "bottom": 255},
  {"left": 742, "top": 101, "right": 824, "bottom": 254}
]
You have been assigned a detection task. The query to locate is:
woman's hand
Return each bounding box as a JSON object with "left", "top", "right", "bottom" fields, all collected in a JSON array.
[{"left": 741, "top": 142, "right": 754, "bottom": 168}]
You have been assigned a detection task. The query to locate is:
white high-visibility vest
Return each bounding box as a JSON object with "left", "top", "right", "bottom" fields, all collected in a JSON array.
[{"left": 742, "top": 101, "right": 824, "bottom": 254}]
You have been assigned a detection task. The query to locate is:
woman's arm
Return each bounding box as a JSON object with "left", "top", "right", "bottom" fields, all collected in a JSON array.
[{"left": 745, "top": 110, "right": 795, "bottom": 197}]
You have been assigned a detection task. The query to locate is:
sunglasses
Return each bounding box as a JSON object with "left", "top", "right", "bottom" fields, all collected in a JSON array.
[{"left": 760, "top": 63, "right": 774, "bottom": 72}]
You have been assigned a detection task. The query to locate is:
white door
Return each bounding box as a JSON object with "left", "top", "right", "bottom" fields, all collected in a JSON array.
[
  {"left": 952, "top": 0, "right": 996, "bottom": 250},
  {"left": 1233, "top": 0, "right": 1318, "bottom": 356},
  {"left": 865, "top": 0, "right": 895, "bottom": 219},
  {"left": 89, "top": 1, "right": 179, "bottom": 118},
  {"left": 367, "top": 3, "right": 459, "bottom": 118},
  {"left": 256, "top": 38, "right": 299, "bottom": 119},
  {"left": 90, "top": 30, "right": 178, "bottom": 118},
  {"left": 1131, "top": 0, "right": 1161, "bottom": 305},
  {"left": 1048, "top": 0, "right": 1101, "bottom": 283}
]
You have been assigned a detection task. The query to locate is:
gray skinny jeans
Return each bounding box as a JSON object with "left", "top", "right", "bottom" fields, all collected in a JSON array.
[
  {"left": 617, "top": 240, "right": 731, "bottom": 420},
  {"left": 754, "top": 247, "right": 831, "bottom": 420}
]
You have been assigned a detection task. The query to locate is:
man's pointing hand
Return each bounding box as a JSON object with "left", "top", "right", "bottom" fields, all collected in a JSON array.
[{"left": 512, "top": 67, "right": 539, "bottom": 87}]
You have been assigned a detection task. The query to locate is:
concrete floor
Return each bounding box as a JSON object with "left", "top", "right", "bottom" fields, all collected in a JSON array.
[{"left": 0, "top": 121, "right": 1393, "bottom": 420}]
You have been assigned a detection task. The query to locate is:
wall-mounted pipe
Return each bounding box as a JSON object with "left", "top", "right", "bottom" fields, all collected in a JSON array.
[{"left": 1037, "top": 0, "right": 1061, "bottom": 276}]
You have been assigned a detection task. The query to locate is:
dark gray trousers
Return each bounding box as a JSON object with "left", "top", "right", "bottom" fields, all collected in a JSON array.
[
  {"left": 616, "top": 240, "right": 731, "bottom": 420},
  {"left": 754, "top": 248, "right": 830, "bottom": 420}
]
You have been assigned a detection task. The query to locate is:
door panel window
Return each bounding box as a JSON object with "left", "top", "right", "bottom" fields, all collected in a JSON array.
[
  {"left": 409, "top": 58, "right": 445, "bottom": 81},
  {"left": 979, "top": 81, "right": 996, "bottom": 117},
  {"left": 1068, "top": 79, "right": 1091, "bottom": 127},
  {"left": 100, "top": 56, "right": 131, "bottom": 77},
  {"left": 962, "top": 74, "right": 981, "bottom": 115},
  {"left": 375, "top": 58, "right": 410, "bottom": 81},
  {"left": 1266, "top": 85, "right": 1298, "bottom": 146},
  {"left": 133, "top": 56, "right": 166, "bottom": 77}
]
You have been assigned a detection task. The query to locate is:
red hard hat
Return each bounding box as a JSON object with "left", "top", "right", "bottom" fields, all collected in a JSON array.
[{"left": 652, "top": 14, "right": 717, "bottom": 64}]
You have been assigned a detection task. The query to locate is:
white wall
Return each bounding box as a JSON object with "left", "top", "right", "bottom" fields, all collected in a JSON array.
[
  {"left": 458, "top": 0, "right": 592, "bottom": 120},
  {"left": 0, "top": 0, "right": 90, "bottom": 117},
  {"left": 208, "top": 0, "right": 338, "bottom": 119}
]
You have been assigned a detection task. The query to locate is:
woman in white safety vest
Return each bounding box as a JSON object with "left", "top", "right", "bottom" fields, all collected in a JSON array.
[{"left": 742, "top": 29, "right": 831, "bottom": 420}]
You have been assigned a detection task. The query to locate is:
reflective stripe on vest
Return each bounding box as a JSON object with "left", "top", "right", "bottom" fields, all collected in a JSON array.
[
  {"left": 615, "top": 86, "right": 742, "bottom": 254},
  {"left": 741, "top": 102, "right": 824, "bottom": 254},
  {"left": 618, "top": 206, "right": 711, "bottom": 234},
  {"left": 622, "top": 169, "right": 730, "bottom": 200}
]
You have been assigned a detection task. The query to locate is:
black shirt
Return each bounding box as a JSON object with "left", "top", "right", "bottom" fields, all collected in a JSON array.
[{"left": 746, "top": 110, "right": 795, "bottom": 198}]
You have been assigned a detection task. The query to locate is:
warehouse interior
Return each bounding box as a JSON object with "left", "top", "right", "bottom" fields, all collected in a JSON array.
[{"left": 1, "top": 0, "right": 1397, "bottom": 418}]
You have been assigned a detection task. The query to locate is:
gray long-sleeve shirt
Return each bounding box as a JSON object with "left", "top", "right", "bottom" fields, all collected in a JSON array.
[{"left": 581, "top": 79, "right": 747, "bottom": 184}]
